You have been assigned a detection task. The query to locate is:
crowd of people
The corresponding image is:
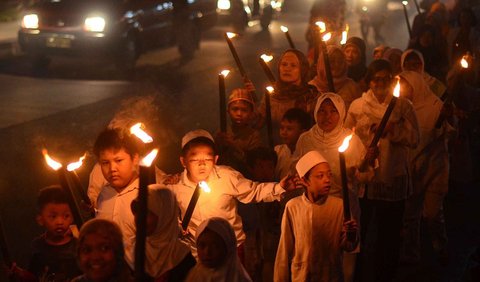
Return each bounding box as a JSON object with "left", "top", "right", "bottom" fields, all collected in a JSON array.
[{"left": 5, "top": 0, "right": 480, "bottom": 281}]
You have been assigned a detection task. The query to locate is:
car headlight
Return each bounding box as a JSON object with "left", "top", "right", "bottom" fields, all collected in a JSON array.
[
  {"left": 84, "top": 16, "right": 106, "bottom": 32},
  {"left": 22, "top": 14, "right": 39, "bottom": 29},
  {"left": 217, "top": 0, "right": 230, "bottom": 10}
]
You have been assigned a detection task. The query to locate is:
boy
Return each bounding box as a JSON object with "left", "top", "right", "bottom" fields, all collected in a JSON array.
[
  {"left": 274, "top": 151, "right": 358, "bottom": 282},
  {"left": 166, "top": 129, "right": 295, "bottom": 258},
  {"left": 275, "top": 108, "right": 312, "bottom": 179},
  {"left": 93, "top": 128, "right": 141, "bottom": 268}
]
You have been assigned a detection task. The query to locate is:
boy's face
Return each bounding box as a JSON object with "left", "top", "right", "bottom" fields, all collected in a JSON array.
[
  {"left": 303, "top": 162, "right": 332, "bottom": 197},
  {"left": 344, "top": 45, "right": 361, "bottom": 66},
  {"left": 228, "top": 101, "right": 253, "bottom": 126},
  {"left": 197, "top": 229, "right": 227, "bottom": 269},
  {"left": 316, "top": 99, "right": 340, "bottom": 133},
  {"left": 180, "top": 144, "right": 218, "bottom": 183},
  {"left": 79, "top": 233, "right": 117, "bottom": 282},
  {"left": 251, "top": 159, "right": 276, "bottom": 182},
  {"left": 37, "top": 203, "right": 73, "bottom": 240},
  {"left": 280, "top": 119, "right": 305, "bottom": 147},
  {"left": 99, "top": 148, "right": 139, "bottom": 191}
]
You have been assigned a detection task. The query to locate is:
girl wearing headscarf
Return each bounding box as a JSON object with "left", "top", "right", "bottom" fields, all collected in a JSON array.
[
  {"left": 401, "top": 49, "right": 447, "bottom": 98},
  {"left": 398, "top": 71, "right": 455, "bottom": 264},
  {"left": 131, "top": 185, "right": 195, "bottom": 281},
  {"left": 345, "top": 59, "right": 419, "bottom": 281},
  {"left": 382, "top": 48, "right": 403, "bottom": 76},
  {"left": 292, "top": 93, "right": 371, "bottom": 282},
  {"left": 344, "top": 37, "right": 368, "bottom": 84},
  {"left": 186, "top": 217, "right": 251, "bottom": 282},
  {"left": 257, "top": 49, "right": 318, "bottom": 144},
  {"left": 309, "top": 45, "right": 362, "bottom": 111}
]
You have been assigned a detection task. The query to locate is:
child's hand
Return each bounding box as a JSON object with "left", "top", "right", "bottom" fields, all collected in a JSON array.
[
  {"left": 280, "top": 174, "right": 303, "bottom": 191},
  {"left": 364, "top": 146, "right": 379, "bottom": 166},
  {"left": 343, "top": 220, "right": 358, "bottom": 234},
  {"left": 163, "top": 173, "right": 181, "bottom": 185}
]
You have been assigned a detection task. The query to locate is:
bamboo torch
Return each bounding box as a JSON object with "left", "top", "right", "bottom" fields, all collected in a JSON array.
[
  {"left": 338, "top": 133, "right": 356, "bottom": 241},
  {"left": 265, "top": 86, "right": 275, "bottom": 148},
  {"left": 259, "top": 54, "right": 276, "bottom": 84},
  {"left": 66, "top": 154, "right": 94, "bottom": 219},
  {"left": 402, "top": 1, "right": 412, "bottom": 38},
  {"left": 320, "top": 32, "right": 335, "bottom": 92},
  {"left": 130, "top": 123, "right": 156, "bottom": 184},
  {"left": 182, "top": 181, "right": 211, "bottom": 231},
  {"left": 280, "top": 25, "right": 296, "bottom": 49},
  {"left": 218, "top": 70, "right": 230, "bottom": 133}
]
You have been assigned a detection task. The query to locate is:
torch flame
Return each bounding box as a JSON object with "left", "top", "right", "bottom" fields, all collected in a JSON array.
[
  {"left": 130, "top": 123, "right": 153, "bottom": 144},
  {"left": 460, "top": 56, "right": 469, "bottom": 69},
  {"left": 260, "top": 54, "right": 273, "bottom": 63},
  {"left": 340, "top": 24, "right": 349, "bottom": 44},
  {"left": 42, "top": 149, "right": 63, "bottom": 171},
  {"left": 266, "top": 86, "right": 275, "bottom": 93},
  {"left": 393, "top": 78, "right": 401, "bottom": 98},
  {"left": 66, "top": 154, "right": 86, "bottom": 172},
  {"left": 402, "top": 1, "right": 408, "bottom": 6},
  {"left": 226, "top": 32, "right": 237, "bottom": 39},
  {"left": 280, "top": 25, "right": 288, "bottom": 32},
  {"left": 322, "top": 32, "right": 332, "bottom": 42},
  {"left": 315, "top": 21, "right": 326, "bottom": 33},
  {"left": 338, "top": 134, "right": 353, "bottom": 153},
  {"left": 199, "top": 181, "right": 211, "bottom": 193},
  {"left": 140, "top": 149, "right": 158, "bottom": 167},
  {"left": 220, "top": 70, "right": 230, "bottom": 77}
]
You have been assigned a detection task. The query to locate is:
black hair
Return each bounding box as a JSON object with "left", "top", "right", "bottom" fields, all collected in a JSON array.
[
  {"left": 458, "top": 8, "right": 477, "bottom": 27},
  {"left": 37, "top": 185, "right": 69, "bottom": 212},
  {"left": 282, "top": 108, "right": 313, "bottom": 130},
  {"left": 365, "top": 59, "right": 392, "bottom": 85},
  {"left": 245, "top": 146, "right": 278, "bottom": 168},
  {"left": 181, "top": 137, "right": 217, "bottom": 156},
  {"left": 93, "top": 128, "right": 139, "bottom": 158}
]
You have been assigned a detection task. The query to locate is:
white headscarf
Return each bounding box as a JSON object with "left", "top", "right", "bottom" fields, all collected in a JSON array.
[
  {"left": 144, "top": 185, "right": 191, "bottom": 278},
  {"left": 186, "top": 217, "right": 251, "bottom": 282},
  {"left": 401, "top": 49, "right": 440, "bottom": 89}
]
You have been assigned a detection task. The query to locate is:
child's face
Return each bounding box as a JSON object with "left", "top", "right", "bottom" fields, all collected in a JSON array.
[
  {"left": 228, "top": 101, "right": 253, "bottom": 126},
  {"left": 180, "top": 144, "right": 218, "bottom": 183},
  {"left": 251, "top": 159, "right": 276, "bottom": 182},
  {"left": 304, "top": 162, "right": 332, "bottom": 197},
  {"left": 316, "top": 99, "right": 340, "bottom": 133},
  {"left": 344, "top": 45, "right": 361, "bottom": 66},
  {"left": 37, "top": 203, "right": 73, "bottom": 240},
  {"left": 99, "top": 148, "right": 139, "bottom": 191},
  {"left": 78, "top": 233, "right": 117, "bottom": 282},
  {"left": 197, "top": 229, "right": 227, "bottom": 269},
  {"left": 329, "top": 49, "right": 346, "bottom": 78},
  {"left": 279, "top": 52, "right": 301, "bottom": 85},
  {"left": 280, "top": 119, "right": 305, "bottom": 147}
]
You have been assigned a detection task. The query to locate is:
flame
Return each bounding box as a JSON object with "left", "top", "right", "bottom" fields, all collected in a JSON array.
[
  {"left": 393, "top": 78, "right": 401, "bottom": 98},
  {"left": 140, "top": 149, "right": 158, "bottom": 167},
  {"left": 220, "top": 70, "right": 230, "bottom": 77},
  {"left": 266, "top": 86, "right": 275, "bottom": 93},
  {"left": 315, "top": 21, "right": 326, "bottom": 33},
  {"left": 66, "top": 154, "right": 86, "bottom": 172},
  {"left": 42, "top": 149, "right": 62, "bottom": 171},
  {"left": 280, "top": 25, "right": 288, "bottom": 32},
  {"left": 322, "top": 32, "right": 332, "bottom": 42},
  {"left": 226, "top": 32, "right": 237, "bottom": 39},
  {"left": 460, "top": 56, "right": 469, "bottom": 69},
  {"left": 130, "top": 123, "right": 153, "bottom": 144},
  {"left": 260, "top": 54, "right": 273, "bottom": 63},
  {"left": 338, "top": 134, "right": 353, "bottom": 153},
  {"left": 402, "top": 1, "right": 408, "bottom": 5},
  {"left": 199, "top": 181, "right": 211, "bottom": 193}
]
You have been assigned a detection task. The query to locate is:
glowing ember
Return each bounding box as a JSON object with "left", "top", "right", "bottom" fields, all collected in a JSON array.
[
  {"left": 260, "top": 54, "right": 273, "bottom": 63},
  {"left": 130, "top": 123, "right": 153, "bottom": 144},
  {"left": 266, "top": 86, "right": 275, "bottom": 93},
  {"left": 199, "top": 181, "right": 211, "bottom": 193},
  {"left": 460, "top": 56, "right": 469, "bottom": 68},
  {"left": 42, "top": 149, "right": 62, "bottom": 171},
  {"left": 402, "top": 1, "right": 408, "bottom": 5},
  {"left": 226, "top": 32, "right": 237, "bottom": 39},
  {"left": 315, "top": 21, "right": 326, "bottom": 33},
  {"left": 393, "top": 78, "right": 401, "bottom": 98},
  {"left": 66, "top": 154, "right": 86, "bottom": 172},
  {"left": 280, "top": 25, "right": 288, "bottom": 32},
  {"left": 338, "top": 134, "right": 353, "bottom": 153},
  {"left": 140, "top": 149, "right": 158, "bottom": 167},
  {"left": 322, "top": 32, "right": 332, "bottom": 42},
  {"left": 220, "top": 69, "right": 230, "bottom": 77}
]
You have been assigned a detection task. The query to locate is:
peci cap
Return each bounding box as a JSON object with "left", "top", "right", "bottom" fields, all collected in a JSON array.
[
  {"left": 181, "top": 129, "right": 214, "bottom": 149},
  {"left": 228, "top": 88, "right": 255, "bottom": 106},
  {"left": 296, "top": 150, "right": 328, "bottom": 178}
]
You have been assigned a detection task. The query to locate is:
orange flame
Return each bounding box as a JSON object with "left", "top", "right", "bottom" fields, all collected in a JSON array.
[
  {"left": 340, "top": 24, "right": 349, "bottom": 45},
  {"left": 280, "top": 25, "right": 288, "bottom": 32},
  {"left": 226, "top": 32, "right": 237, "bottom": 39},
  {"left": 130, "top": 123, "right": 153, "bottom": 144},
  {"left": 393, "top": 78, "right": 401, "bottom": 98},
  {"left": 338, "top": 134, "right": 353, "bottom": 153},
  {"left": 322, "top": 32, "right": 332, "bottom": 42},
  {"left": 199, "top": 181, "right": 211, "bottom": 193},
  {"left": 260, "top": 54, "right": 273, "bottom": 63},
  {"left": 66, "top": 154, "right": 86, "bottom": 172},
  {"left": 266, "top": 86, "right": 275, "bottom": 93},
  {"left": 460, "top": 56, "right": 469, "bottom": 69},
  {"left": 140, "top": 149, "right": 158, "bottom": 167},
  {"left": 220, "top": 70, "right": 230, "bottom": 77},
  {"left": 315, "top": 21, "right": 326, "bottom": 33},
  {"left": 42, "top": 149, "right": 62, "bottom": 171}
]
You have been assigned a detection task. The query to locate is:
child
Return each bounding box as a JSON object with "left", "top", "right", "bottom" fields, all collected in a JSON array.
[
  {"left": 10, "top": 186, "right": 81, "bottom": 281},
  {"left": 274, "top": 151, "right": 358, "bottom": 282},
  {"left": 166, "top": 129, "right": 295, "bottom": 258},
  {"left": 72, "top": 218, "right": 133, "bottom": 282},
  {"left": 93, "top": 128, "right": 140, "bottom": 268},
  {"left": 130, "top": 185, "right": 195, "bottom": 281},
  {"left": 275, "top": 108, "right": 312, "bottom": 179},
  {"left": 185, "top": 217, "right": 252, "bottom": 282}
]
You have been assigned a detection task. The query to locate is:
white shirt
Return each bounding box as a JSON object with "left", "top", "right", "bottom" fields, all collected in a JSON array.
[{"left": 274, "top": 144, "right": 294, "bottom": 180}]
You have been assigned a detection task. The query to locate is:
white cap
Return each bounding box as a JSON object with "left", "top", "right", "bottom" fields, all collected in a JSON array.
[
  {"left": 296, "top": 151, "right": 328, "bottom": 178},
  {"left": 181, "top": 129, "right": 214, "bottom": 149}
]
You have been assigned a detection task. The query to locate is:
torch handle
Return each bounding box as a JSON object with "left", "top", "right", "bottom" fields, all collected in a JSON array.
[
  {"left": 339, "top": 153, "right": 351, "bottom": 221},
  {"left": 285, "top": 31, "right": 296, "bottom": 49},
  {"left": 0, "top": 214, "right": 12, "bottom": 267},
  {"left": 68, "top": 171, "right": 91, "bottom": 206},
  {"left": 135, "top": 165, "right": 150, "bottom": 281},
  {"left": 58, "top": 169, "right": 84, "bottom": 227},
  {"left": 369, "top": 97, "right": 397, "bottom": 149},
  {"left": 403, "top": 4, "right": 412, "bottom": 38},
  {"left": 219, "top": 74, "right": 227, "bottom": 133},
  {"left": 182, "top": 185, "right": 201, "bottom": 231},
  {"left": 320, "top": 41, "right": 335, "bottom": 93},
  {"left": 265, "top": 90, "right": 274, "bottom": 148},
  {"left": 413, "top": 0, "right": 421, "bottom": 14},
  {"left": 224, "top": 33, "right": 247, "bottom": 77},
  {"left": 258, "top": 58, "right": 276, "bottom": 84}
]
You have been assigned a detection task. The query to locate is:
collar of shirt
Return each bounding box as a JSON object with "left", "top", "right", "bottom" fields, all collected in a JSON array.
[
  {"left": 111, "top": 178, "right": 139, "bottom": 196},
  {"left": 180, "top": 166, "right": 221, "bottom": 188}
]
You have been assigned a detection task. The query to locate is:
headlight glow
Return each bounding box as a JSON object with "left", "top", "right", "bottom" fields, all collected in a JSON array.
[
  {"left": 84, "top": 16, "right": 106, "bottom": 32},
  {"left": 22, "top": 14, "right": 39, "bottom": 29},
  {"left": 217, "top": 0, "right": 230, "bottom": 10}
]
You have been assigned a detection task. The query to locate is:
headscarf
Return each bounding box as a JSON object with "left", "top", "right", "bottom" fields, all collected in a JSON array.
[
  {"left": 345, "top": 37, "right": 367, "bottom": 82},
  {"left": 383, "top": 48, "right": 403, "bottom": 75},
  {"left": 275, "top": 49, "right": 312, "bottom": 100},
  {"left": 400, "top": 49, "right": 446, "bottom": 94},
  {"left": 310, "top": 45, "right": 349, "bottom": 93},
  {"left": 142, "top": 185, "right": 191, "bottom": 278},
  {"left": 186, "top": 218, "right": 251, "bottom": 282}
]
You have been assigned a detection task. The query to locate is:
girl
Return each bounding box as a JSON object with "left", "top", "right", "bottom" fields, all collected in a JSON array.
[
  {"left": 344, "top": 37, "right": 367, "bottom": 84},
  {"left": 186, "top": 217, "right": 251, "bottom": 282}
]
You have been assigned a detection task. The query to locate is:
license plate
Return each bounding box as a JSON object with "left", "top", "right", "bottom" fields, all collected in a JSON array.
[{"left": 46, "top": 37, "right": 71, "bottom": 48}]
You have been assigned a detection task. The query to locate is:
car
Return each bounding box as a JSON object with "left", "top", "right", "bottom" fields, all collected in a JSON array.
[{"left": 18, "top": 0, "right": 218, "bottom": 70}]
